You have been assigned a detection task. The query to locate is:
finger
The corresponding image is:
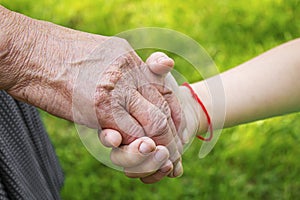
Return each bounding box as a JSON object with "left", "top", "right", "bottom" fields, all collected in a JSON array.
[
  {"left": 168, "top": 160, "right": 183, "bottom": 178},
  {"left": 127, "top": 90, "right": 171, "bottom": 142},
  {"left": 146, "top": 52, "right": 174, "bottom": 75},
  {"left": 136, "top": 83, "right": 178, "bottom": 137},
  {"left": 124, "top": 145, "right": 169, "bottom": 176},
  {"left": 145, "top": 54, "right": 184, "bottom": 132},
  {"left": 137, "top": 85, "right": 183, "bottom": 176},
  {"left": 108, "top": 105, "right": 146, "bottom": 144},
  {"left": 146, "top": 55, "right": 186, "bottom": 144},
  {"left": 137, "top": 84, "right": 181, "bottom": 146},
  {"left": 127, "top": 90, "right": 181, "bottom": 163},
  {"left": 136, "top": 64, "right": 182, "bottom": 157},
  {"left": 110, "top": 137, "right": 156, "bottom": 168},
  {"left": 98, "top": 129, "right": 122, "bottom": 148},
  {"left": 141, "top": 55, "right": 184, "bottom": 165},
  {"left": 140, "top": 160, "right": 173, "bottom": 184},
  {"left": 163, "top": 87, "right": 186, "bottom": 137},
  {"left": 144, "top": 55, "right": 185, "bottom": 153}
]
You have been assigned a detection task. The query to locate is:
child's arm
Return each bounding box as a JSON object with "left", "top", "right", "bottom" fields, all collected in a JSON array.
[{"left": 192, "top": 38, "right": 300, "bottom": 133}]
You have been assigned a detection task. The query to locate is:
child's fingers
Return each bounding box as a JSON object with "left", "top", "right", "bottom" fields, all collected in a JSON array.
[
  {"left": 123, "top": 145, "right": 170, "bottom": 175},
  {"left": 168, "top": 160, "right": 183, "bottom": 178},
  {"left": 140, "top": 160, "right": 173, "bottom": 184},
  {"left": 110, "top": 137, "right": 156, "bottom": 168},
  {"left": 146, "top": 52, "right": 174, "bottom": 75},
  {"left": 98, "top": 129, "right": 122, "bottom": 148}
]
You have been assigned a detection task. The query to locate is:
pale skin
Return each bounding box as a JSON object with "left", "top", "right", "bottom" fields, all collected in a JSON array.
[
  {"left": 192, "top": 38, "right": 300, "bottom": 131},
  {"left": 103, "top": 38, "right": 300, "bottom": 183},
  {"left": 0, "top": 5, "right": 185, "bottom": 183},
  {"left": 1, "top": 5, "right": 300, "bottom": 184}
]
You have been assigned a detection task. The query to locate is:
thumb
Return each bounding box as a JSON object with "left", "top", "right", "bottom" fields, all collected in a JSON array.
[{"left": 146, "top": 52, "right": 174, "bottom": 75}]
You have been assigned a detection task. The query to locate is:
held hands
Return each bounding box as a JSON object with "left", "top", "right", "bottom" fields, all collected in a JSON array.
[
  {"left": 0, "top": 10, "right": 202, "bottom": 183},
  {"left": 146, "top": 53, "right": 204, "bottom": 146},
  {"left": 1, "top": 15, "right": 185, "bottom": 182},
  {"left": 101, "top": 53, "right": 206, "bottom": 183}
]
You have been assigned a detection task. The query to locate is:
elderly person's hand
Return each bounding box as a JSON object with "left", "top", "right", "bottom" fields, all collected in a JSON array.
[
  {"left": 99, "top": 53, "right": 193, "bottom": 183},
  {"left": 98, "top": 53, "right": 184, "bottom": 184},
  {"left": 0, "top": 6, "right": 183, "bottom": 177},
  {"left": 101, "top": 52, "right": 210, "bottom": 183},
  {"left": 146, "top": 53, "right": 203, "bottom": 144}
]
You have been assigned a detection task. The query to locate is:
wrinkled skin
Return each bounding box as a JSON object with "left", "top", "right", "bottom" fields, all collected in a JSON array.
[
  {"left": 0, "top": 8, "right": 184, "bottom": 180},
  {"left": 101, "top": 52, "right": 202, "bottom": 183}
]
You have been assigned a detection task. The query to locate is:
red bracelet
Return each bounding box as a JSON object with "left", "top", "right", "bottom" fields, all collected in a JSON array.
[{"left": 182, "top": 82, "right": 213, "bottom": 142}]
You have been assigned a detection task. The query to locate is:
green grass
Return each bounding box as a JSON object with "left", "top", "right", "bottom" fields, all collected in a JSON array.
[{"left": 1, "top": 0, "right": 300, "bottom": 199}]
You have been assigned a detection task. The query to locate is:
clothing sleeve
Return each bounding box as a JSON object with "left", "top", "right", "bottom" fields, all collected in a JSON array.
[{"left": 0, "top": 90, "right": 64, "bottom": 200}]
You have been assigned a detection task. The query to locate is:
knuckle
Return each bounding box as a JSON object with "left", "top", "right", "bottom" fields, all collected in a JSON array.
[
  {"left": 121, "top": 124, "right": 144, "bottom": 143},
  {"left": 148, "top": 110, "right": 169, "bottom": 137},
  {"left": 126, "top": 90, "right": 141, "bottom": 112},
  {"left": 160, "top": 100, "right": 171, "bottom": 117},
  {"left": 115, "top": 54, "right": 137, "bottom": 72},
  {"left": 94, "top": 87, "right": 110, "bottom": 108},
  {"left": 100, "top": 68, "right": 123, "bottom": 90},
  {"left": 116, "top": 53, "right": 130, "bottom": 65}
]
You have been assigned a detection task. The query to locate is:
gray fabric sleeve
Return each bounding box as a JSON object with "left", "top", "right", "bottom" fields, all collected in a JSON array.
[{"left": 0, "top": 90, "right": 64, "bottom": 200}]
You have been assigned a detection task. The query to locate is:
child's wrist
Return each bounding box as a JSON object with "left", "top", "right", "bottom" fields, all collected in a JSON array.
[{"left": 188, "top": 82, "right": 213, "bottom": 141}]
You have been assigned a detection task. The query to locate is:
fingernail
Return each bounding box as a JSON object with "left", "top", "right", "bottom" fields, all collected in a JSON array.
[
  {"left": 157, "top": 56, "right": 168, "bottom": 63},
  {"left": 174, "top": 162, "right": 183, "bottom": 177},
  {"left": 154, "top": 148, "right": 169, "bottom": 162},
  {"left": 139, "top": 141, "right": 153, "bottom": 154},
  {"left": 106, "top": 132, "right": 119, "bottom": 147}
]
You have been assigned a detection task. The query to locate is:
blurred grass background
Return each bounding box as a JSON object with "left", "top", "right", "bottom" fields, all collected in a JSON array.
[{"left": 1, "top": 0, "right": 300, "bottom": 199}]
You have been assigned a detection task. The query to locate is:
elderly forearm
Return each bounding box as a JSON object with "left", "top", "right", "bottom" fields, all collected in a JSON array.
[
  {"left": 0, "top": 6, "right": 108, "bottom": 90},
  {"left": 192, "top": 38, "right": 300, "bottom": 132},
  {"left": 0, "top": 5, "right": 74, "bottom": 120},
  {"left": 0, "top": 6, "right": 109, "bottom": 121},
  {"left": 0, "top": 5, "right": 37, "bottom": 90}
]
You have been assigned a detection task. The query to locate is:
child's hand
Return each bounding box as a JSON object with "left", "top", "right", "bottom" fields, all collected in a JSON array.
[
  {"left": 99, "top": 52, "right": 208, "bottom": 183},
  {"left": 99, "top": 129, "right": 173, "bottom": 184},
  {"left": 146, "top": 53, "right": 206, "bottom": 147}
]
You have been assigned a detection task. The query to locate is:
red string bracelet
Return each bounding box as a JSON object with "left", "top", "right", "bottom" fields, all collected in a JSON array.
[{"left": 182, "top": 82, "right": 213, "bottom": 142}]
